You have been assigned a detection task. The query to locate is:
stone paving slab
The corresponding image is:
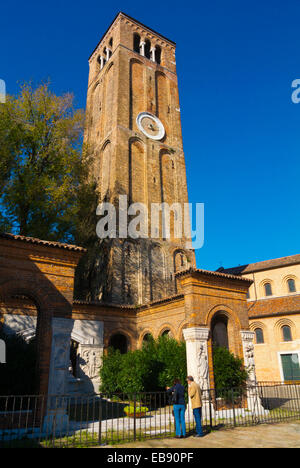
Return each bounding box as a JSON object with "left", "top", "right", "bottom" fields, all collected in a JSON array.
[{"left": 107, "top": 421, "right": 300, "bottom": 448}]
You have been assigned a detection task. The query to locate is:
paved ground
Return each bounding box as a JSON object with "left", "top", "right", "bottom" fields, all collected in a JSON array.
[{"left": 108, "top": 421, "right": 300, "bottom": 448}]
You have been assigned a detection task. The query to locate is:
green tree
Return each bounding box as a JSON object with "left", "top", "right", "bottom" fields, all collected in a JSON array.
[
  {"left": 0, "top": 82, "right": 98, "bottom": 244},
  {"left": 99, "top": 336, "right": 187, "bottom": 394},
  {"left": 213, "top": 346, "right": 249, "bottom": 392}
]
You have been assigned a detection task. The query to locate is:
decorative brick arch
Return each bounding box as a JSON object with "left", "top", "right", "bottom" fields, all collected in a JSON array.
[
  {"left": 206, "top": 304, "right": 244, "bottom": 359},
  {"left": 104, "top": 328, "right": 134, "bottom": 353},
  {"left": 156, "top": 323, "right": 176, "bottom": 339},
  {"left": 0, "top": 278, "right": 63, "bottom": 395},
  {"left": 137, "top": 328, "right": 155, "bottom": 348}
]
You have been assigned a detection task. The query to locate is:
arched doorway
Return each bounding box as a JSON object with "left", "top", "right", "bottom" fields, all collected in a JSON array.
[
  {"left": 211, "top": 313, "right": 229, "bottom": 349},
  {"left": 109, "top": 333, "right": 128, "bottom": 354}
]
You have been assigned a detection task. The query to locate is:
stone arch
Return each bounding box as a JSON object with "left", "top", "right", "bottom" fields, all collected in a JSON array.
[
  {"left": 274, "top": 318, "right": 296, "bottom": 342},
  {"left": 156, "top": 323, "right": 175, "bottom": 339},
  {"left": 138, "top": 329, "right": 155, "bottom": 348},
  {"left": 260, "top": 278, "right": 274, "bottom": 297},
  {"left": 173, "top": 249, "right": 188, "bottom": 273},
  {"left": 206, "top": 305, "right": 243, "bottom": 358},
  {"left": 159, "top": 149, "right": 176, "bottom": 239},
  {"left": 282, "top": 274, "right": 298, "bottom": 294},
  {"left": 129, "top": 58, "right": 145, "bottom": 130},
  {"left": 99, "top": 140, "right": 112, "bottom": 200},
  {"left": 106, "top": 328, "right": 133, "bottom": 353},
  {"left": 133, "top": 32, "right": 141, "bottom": 53},
  {"left": 250, "top": 321, "right": 268, "bottom": 344},
  {"left": 128, "top": 137, "right": 146, "bottom": 205},
  {"left": 91, "top": 80, "right": 102, "bottom": 135},
  {"left": 155, "top": 71, "right": 169, "bottom": 135},
  {"left": 0, "top": 278, "right": 59, "bottom": 395},
  {"left": 159, "top": 149, "right": 175, "bottom": 204},
  {"left": 102, "top": 61, "right": 114, "bottom": 136}
]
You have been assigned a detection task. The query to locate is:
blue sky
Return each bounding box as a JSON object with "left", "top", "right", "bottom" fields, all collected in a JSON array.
[{"left": 1, "top": 0, "right": 300, "bottom": 271}]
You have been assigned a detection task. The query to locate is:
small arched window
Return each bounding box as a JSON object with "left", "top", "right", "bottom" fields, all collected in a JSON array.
[
  {"left": 255, "top": 328, "right": 264, "bottom": 344},
  {"left": 287, "top": 279, "right": 296, "bottom": 293},
  {"left": 264, "top": 282, "right": 273, "bottom": 297},
  {"left": 109, "top": 37, "right": 113, "bottom": 48},
  {"left": 133, "top": 33, "right": 140, "bottom": 53},
  {"left": 282, "top": 325, "right": 292, "bottom": 342},
  {"left": 142, "top": 333, "right": 153, "bottom": 345}
]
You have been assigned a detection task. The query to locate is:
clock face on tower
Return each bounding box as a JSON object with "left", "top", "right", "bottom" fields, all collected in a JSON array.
[{"left": 136, "top": 112, "right": 165, "bottom": 140}]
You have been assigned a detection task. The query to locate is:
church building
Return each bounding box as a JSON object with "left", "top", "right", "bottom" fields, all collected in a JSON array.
[{"left": 0, "top": 13, "right": 299, "bottom": 404}]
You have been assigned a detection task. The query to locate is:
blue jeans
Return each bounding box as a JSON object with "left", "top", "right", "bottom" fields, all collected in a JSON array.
[
  {"left": 173, "top": 404, "right": 186, "bottom": 436},
  {"left": 193, "top": 407, "right": 204, "bottom": 436}
]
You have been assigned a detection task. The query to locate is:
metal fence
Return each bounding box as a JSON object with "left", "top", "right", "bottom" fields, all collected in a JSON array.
[{"left": 1, "top": 382, "right": 300, "bottom": 447}]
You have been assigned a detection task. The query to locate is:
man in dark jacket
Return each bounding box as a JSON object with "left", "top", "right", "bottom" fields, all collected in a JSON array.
[{"left": 166, "top": 379, "right": 186, "bottom": 438}]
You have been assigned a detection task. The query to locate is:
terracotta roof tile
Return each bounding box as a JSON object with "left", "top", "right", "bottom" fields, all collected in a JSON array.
[
  {"left": 218, "top": 254, "right": 300, "bottom": 275},
  {"left": 248, "top": 294, "right": 300, "bottom": 318},
  {"left": 0, "top": 232, "right": 86, "bottom": 253},
  {"left": 176, "top": 267, "right": 252, "bottom": 284}
]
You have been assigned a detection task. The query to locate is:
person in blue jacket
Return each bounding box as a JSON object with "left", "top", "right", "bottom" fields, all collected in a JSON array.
[{"left": 166, "top": 379, "right": 186, "bottom": 438}]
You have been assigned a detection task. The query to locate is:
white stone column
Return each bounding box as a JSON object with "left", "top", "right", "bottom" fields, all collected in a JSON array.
[
  {"left": 240, "top": 330, "right": 267, "bottom": 415},
  {"left": 99, "top": 55, "right": 104, "bottom": 70},
  {"left": 240, "top": 330, "right": 257, "bottom": 384},
  {"left": 106, "top": 48, "right": 111, "bottom": 62},
  {"left": 44, "top": 317, "right": 74, "bottom": 433},
  {"left": 183, "top": 327, "right": 210, "bottom": 392},
  {"left": 139, "top": 41, "right": 146, "bottom": 56},
  {"left": 150, "top": 46, "right": 156, "bottom": 62}
]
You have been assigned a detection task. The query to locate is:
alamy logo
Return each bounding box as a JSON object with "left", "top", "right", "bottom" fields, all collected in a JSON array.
[
  {"left": 0, "top": 79, "right": 6, "bottom": 103},
  {"left": 0, "top": 339, "right": 6, "bottom": 364},
  {"left": 96, "top": 196, "right": 205, "bottom": 250}
]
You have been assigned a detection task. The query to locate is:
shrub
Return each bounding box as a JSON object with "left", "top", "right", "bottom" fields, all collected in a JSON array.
[
  {"left": 99, "top": 336, "right": 187, "bottom": 394},
  {"left": 212, "top": 346, "right": 249, "bottom": 398},
  {"left": 124, "top": 405, "right": 149, "bottom": 416}
]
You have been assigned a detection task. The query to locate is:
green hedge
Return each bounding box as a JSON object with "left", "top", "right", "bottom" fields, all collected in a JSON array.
[
  {"left": 212, "top": 346, "right": 249, "bottom": 396},
  {"left": 100, "top": 336, "right": 187, "bottom": 394}
]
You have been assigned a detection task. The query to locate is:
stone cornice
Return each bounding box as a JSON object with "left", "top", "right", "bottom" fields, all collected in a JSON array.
[{"left": 183, "top": 326, "right": 210, "bottom": 342}]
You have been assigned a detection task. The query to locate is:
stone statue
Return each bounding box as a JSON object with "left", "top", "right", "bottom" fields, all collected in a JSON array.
[{"left": 197, "top": 343, "right": 209, "bottom": 390}]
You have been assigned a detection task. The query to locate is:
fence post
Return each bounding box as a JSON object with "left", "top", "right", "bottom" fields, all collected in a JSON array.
[
  {"left": 133, "top": 393, "right": 137, "bottom": 441},
  {"left": 208, "top": 389, "right": 213, "bottom": 429},
  {"left": 98, "top": 395, "right": 102, "bottom": 446},
  {"left": 231, "top": 390, "right": 236, "bottom": 427}
]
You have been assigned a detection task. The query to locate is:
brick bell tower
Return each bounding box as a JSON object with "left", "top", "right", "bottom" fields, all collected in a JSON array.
[{"left": 79, "top": 12, "right": 195, "bottom": 305}]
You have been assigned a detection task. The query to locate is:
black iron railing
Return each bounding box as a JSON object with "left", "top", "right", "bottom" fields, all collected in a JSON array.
[{"left": 0, "top": 383, "right": 300, "bottom": 448}]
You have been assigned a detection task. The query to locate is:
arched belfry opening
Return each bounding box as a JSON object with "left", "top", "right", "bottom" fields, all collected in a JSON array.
[
  {"left": 133, "top": 33, "right": 140, "bottom": 53},
  {"left": 155, "top": 45, "right": 162, "bottom": 64},
  {"left": 144, "top": 39, "right": 151, "bottom": 59}
]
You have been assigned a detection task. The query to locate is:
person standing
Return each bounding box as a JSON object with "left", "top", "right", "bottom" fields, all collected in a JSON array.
[
  {"left": 166, "top": 379, "right": 186, "bottom": 438},
  {"left": 187, "top": 376, "right": 204, "bottom": 437}
]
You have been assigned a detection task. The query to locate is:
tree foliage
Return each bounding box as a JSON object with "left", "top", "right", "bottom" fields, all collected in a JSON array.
[
  {"left": 0, "top": 82, "right": 98, "bottom": 245},
  {"left": 212, "top": 346, "right": 249, "bottom": 391},
  {"left": 99, "top": 336, "right": 187, "bottom": 394}
]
